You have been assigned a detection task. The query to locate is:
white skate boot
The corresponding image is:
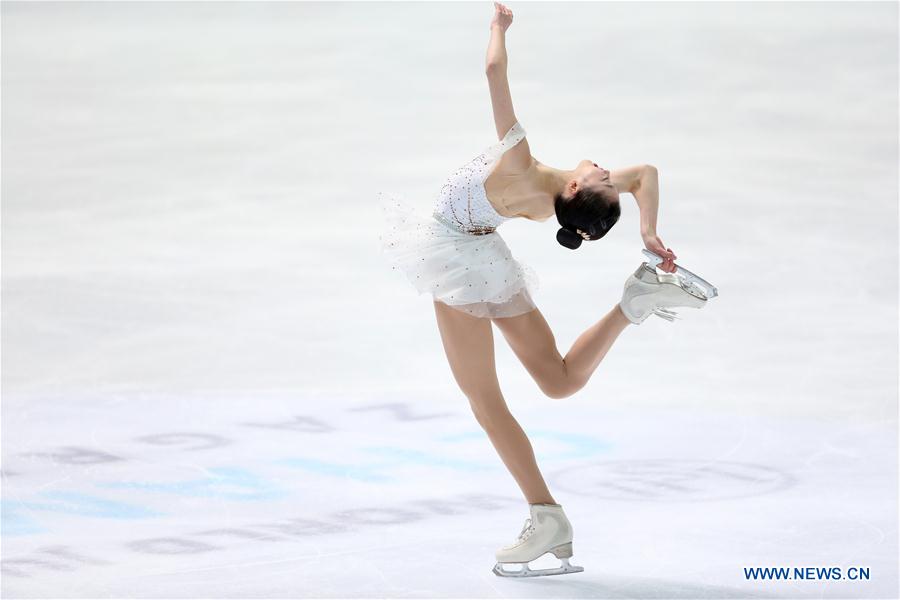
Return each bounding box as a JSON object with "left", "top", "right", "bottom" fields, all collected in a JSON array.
[
  {"left": 619, "top": 251, "right": 718, "bottom": 324},
  {"left": 493, "top": 503, "right": 584, "bottom": 577},
  {"left": 641, "top": 249, "right": 719, "bottom": 300}
]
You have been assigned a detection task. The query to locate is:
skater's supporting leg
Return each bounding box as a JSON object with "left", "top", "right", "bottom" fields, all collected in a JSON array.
[
  {"left": 493, "top": 304, "right": 630, "bottom": 399},
  {"left": 433, "top": 300, "right": 556, "bottom": 505}
]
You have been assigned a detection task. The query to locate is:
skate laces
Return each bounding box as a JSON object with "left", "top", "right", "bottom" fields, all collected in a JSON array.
[
  {"left": 517, "top": 518, "right": 534, "bottom": 541},
  {"left": 499, "top": 517, "right": 537, "bottom": 552},
  {"left": 651, "top": 307, "right": 680, "bottom": 321}
]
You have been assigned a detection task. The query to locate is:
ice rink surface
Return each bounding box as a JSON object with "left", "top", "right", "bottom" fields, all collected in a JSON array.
[{"left": 2, "top": 2, "right": 897, "bottom": 598}]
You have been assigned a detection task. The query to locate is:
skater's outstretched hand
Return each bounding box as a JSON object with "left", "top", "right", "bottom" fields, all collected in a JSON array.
[
  {"left": 491, "top": 2, "right": 513, "bottom": 32},
  {"left": 642, "top": 232, "right": 677, "bottom": 273}
]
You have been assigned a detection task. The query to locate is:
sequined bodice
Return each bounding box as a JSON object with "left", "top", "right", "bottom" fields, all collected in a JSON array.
[{"left": 432, "top": 121, "right": 527, "bottom": 235}]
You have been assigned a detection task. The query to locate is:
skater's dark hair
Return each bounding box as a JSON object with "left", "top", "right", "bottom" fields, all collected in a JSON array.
[{"left": 554, "top": 187, "right": 621, "bottom": 250}]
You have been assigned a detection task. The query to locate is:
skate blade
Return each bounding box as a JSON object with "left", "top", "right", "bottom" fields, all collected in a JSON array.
[
  {"left": 493, "top": 557, "right": 585, "bottom": 578},
  {"left": 633, "top": 264, "right": 709, "bottom": 304},
  {"left": 641, "top": 249, "right": 719, "bottom": 299}
]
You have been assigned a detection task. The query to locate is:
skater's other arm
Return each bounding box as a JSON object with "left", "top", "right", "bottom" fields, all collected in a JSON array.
[
  {"left": 610, "top": 164, "right": 659, "bottom": 236},
  {"left": 633, "top": 165, "right": 659, "bottom": 237},
  {"left": 485, "top": 2, "right": 532, "bottom": 173},
  {"left": 615, "top": 165, "right": 675, "bottom": 271}
]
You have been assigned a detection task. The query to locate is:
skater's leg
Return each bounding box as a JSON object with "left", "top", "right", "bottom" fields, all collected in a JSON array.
[
  {"left": 563, "top": 304, "right": 631, "bottom": 388},
  {"left": 433, "top": 299, "right": 556, "bottom": 505},
  {"left": 493, "top": 304, "right": 630, "bottom": 399}
]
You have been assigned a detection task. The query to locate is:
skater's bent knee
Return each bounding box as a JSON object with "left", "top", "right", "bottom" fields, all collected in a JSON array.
[
  {"left": 541, "top": 382, "right": 569, "bottom": 400},
  {"left": 542, "top": 375, "right": 586, "bottom": 400}
]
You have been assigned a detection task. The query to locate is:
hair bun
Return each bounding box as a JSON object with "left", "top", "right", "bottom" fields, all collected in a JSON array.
[{"left": 556, "top": 227, "right": 582, "bottom": 250}]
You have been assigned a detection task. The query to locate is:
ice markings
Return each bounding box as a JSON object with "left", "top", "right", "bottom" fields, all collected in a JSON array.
[
  {"left": 12, "top": 490, "right": 163, "bottom": 519},
  {"left": 97, "top": 465, "right": 288, "bottom": 502}
]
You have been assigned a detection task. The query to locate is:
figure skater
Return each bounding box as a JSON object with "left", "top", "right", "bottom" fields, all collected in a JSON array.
[{"left": 378, "top": 2, "right": 714, "bottom": 577}]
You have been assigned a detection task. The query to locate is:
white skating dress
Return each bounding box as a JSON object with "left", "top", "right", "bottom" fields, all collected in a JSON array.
[{"left": 378, "top": 121, "right": 539, "bottom": 319}]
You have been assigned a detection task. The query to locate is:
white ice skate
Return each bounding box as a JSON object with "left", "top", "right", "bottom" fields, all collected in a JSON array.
[
  {"left": 493, "top": 503, "right": 584, "bottom": 577},
  {"left": 619, "top": 250, "right": 718, "bottom": 324},
  {"left": 641, "top": 249, "right": 719, "bottom": 300}
]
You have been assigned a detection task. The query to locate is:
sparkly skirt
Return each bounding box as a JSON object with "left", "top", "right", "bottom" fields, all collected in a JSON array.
[{"left": 377, "top": 192, "right": 539, "bottom": 319}]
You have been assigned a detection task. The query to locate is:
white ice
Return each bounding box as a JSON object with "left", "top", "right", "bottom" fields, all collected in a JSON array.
[{"left": 2, "top": 2, "right": 897, "bottom": 598}]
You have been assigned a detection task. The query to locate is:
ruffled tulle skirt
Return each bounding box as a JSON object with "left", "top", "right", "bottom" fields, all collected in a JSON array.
[{"left": 377, "top": 192, "right": 539, "bottom": 319}]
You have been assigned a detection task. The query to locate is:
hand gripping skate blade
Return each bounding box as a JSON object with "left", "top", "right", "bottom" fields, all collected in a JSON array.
[{"left": 641, "top": 249, "right": 719, "bottom": 300}]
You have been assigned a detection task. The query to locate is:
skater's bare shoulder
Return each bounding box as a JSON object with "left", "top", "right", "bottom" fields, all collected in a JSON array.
[{"left": 609, "top": 164, "right": 655, "bottom": 195}]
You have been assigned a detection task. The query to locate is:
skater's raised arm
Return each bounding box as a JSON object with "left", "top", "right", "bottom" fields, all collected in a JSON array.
[
  {"left": 486, "top": 2, "right": 510, "bottom": 72},
  {"left": 631, "top": 165, "right": 677, "bottom": 272},
  {"left": 485, "top": 2, "right": 532, "bottom": 173},
  {"left": 631, "top": 165, "right": 659, "bottom": 237},
  {"left": 609, "top": 164, "right": 661, "bottom": 236}
]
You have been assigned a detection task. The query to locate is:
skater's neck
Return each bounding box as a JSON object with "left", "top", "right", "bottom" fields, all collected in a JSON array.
[{"left": 535, "top": 162, "right": 578, "bottom": 206}]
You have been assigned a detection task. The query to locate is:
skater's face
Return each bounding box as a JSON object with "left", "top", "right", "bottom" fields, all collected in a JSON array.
[{"left": 571, "top": 160, "right": 620, "bottom": 204}]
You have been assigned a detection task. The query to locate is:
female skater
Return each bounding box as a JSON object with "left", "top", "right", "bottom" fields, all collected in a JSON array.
[{"left": 378, "top": 2, "right": 711, "bottom": 577}]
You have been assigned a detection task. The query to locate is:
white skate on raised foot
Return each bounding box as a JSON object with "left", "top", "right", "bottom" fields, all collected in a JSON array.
[
  {"left": 619, "top": 250, "right": 719, "bottom": 324},
  {"left": 493, "top": 503, "right": 584, "bottom": 578}
]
